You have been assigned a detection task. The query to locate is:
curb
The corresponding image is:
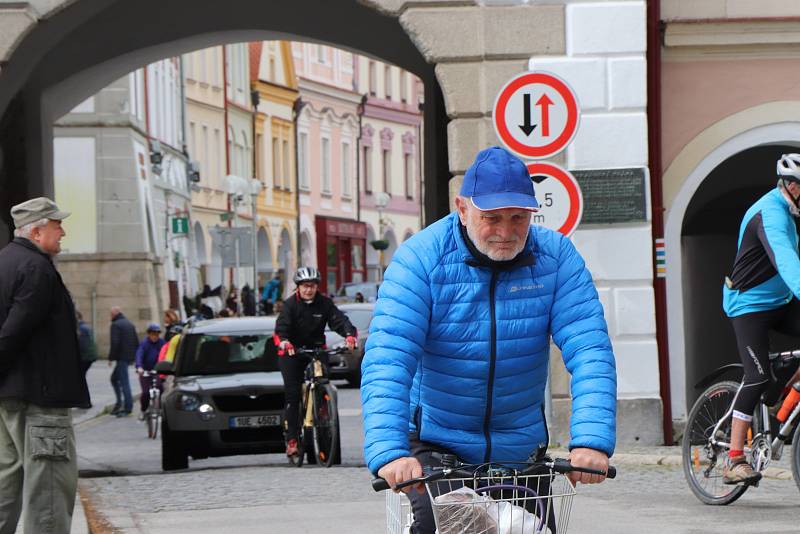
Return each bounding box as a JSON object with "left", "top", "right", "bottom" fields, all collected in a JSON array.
[{"left": 610, "top": 452, "right": 793, "bottom": 481}]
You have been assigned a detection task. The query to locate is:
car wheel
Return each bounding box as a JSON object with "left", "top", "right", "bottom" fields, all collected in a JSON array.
[{"left": 161, "top": 418, "right": 189, "bottom": 471}]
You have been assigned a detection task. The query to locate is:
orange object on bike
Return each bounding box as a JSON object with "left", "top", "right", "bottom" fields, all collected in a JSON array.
[{"left": 777, "top": 382, "right": 800, "bottom": 422}]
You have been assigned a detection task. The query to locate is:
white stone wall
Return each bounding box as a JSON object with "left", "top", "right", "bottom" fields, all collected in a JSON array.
[{"left": 529, "top": 0, "right": 657, "bottom": 401}]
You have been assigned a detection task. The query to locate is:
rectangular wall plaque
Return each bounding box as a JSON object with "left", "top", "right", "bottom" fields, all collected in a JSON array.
[{"left": 571, "top": 167, "right": 647, "bottom": 224}]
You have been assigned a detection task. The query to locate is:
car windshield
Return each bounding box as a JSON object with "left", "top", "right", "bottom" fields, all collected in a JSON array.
[{"left": 177, "top": 334, "right": 279, "bottom": 375}]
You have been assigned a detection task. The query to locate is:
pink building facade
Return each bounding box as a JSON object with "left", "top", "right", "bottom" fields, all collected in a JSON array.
[{"left": 292, "top": 42, "right": 366, "bottom": 295}]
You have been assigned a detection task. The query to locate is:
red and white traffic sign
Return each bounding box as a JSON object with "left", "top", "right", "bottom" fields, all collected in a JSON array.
[
  {"left": 493, "top": 71, "right": 580, "bottom": 160},
  {"left": 527, "top": 162, "right": 583, "bottom": 237}
]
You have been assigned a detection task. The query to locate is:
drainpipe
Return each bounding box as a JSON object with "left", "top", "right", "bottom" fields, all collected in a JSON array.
[
  {"left": 223, "top": 45, "right": 233, "bottom": 289},
  {"left": 647, "top": 0, "right": 673, "bottom": 444},
  {"left": 293, "top": 97, "right": 305, "bottom": 264},
  {"left": 356, "top": 94, "right": 367, "bottom": 223}
]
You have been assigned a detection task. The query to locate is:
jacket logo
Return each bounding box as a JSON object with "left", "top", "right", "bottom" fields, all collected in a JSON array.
[
  {"left": 509, "top": 284, "right": 543, "bottom": 293},
  {"left": 312, "top": 314, "right": 323, "bottom": 318}
]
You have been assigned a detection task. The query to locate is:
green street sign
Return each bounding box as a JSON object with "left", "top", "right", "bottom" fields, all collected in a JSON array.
[
  {"left": 171, "top": 216, "right": 189, "bottom": 235},
  {"left": 219, "top": 212, "right": 234, "bottom": 222}
]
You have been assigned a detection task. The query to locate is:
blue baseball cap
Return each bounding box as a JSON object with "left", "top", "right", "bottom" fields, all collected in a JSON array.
[{"left": 460, "top": 146, "right": 538, "bottom": 211}]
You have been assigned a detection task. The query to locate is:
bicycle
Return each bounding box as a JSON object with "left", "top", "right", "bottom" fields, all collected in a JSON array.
[
  {"left": 286, "top": 346, "right": 345, "bottom": 468},
  {"left": 373, "top": 454, "right": 617, "bottom": 534},
  {"left": 142, "top": 370, "right": 162, "bottom": 439},
  {"left": 682, "top": 348, "right": 800, "bottom": 505}
]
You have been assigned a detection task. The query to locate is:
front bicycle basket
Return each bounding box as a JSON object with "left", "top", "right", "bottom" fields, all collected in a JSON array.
[{"left": 427, "top": 471, "right": 575, "bottom": 534}]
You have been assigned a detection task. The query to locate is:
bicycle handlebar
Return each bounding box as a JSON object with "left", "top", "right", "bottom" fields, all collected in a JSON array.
[
  {"left": 294, "top": 346, "right": 348, "bottom": 356},
  {"left": 371, "top": 458, "right": 617, "bottom": 492}
]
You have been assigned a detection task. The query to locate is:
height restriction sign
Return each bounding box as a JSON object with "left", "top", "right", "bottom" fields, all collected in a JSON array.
[
  {"left": 493, "top": 71, "right": 580, "bottom": 160},
  {"left": 527, "top": 162, "right": 583, "bottom": 237}
]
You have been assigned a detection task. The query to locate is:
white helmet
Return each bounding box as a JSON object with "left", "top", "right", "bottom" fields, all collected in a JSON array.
[
  {"left": 777, "top": 154, "right": 800, "bottom": 182},
  {"left": 293, "top": 266, "right": 320, "bottom": 285}
]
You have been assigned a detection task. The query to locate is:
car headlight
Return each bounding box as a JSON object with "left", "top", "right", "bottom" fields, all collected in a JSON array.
[
  {"left": 198, "top": 403, "right": 216, "bottom": 421},
  {"left": 176, "top": 393, "right": 201, "bottom": 412}
]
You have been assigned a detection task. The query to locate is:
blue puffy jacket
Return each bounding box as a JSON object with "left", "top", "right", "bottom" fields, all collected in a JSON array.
[{"left": 361, "top": 213, "right": 617, "bottom": 475}]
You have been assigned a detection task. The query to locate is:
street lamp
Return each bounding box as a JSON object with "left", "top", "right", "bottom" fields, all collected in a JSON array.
[
  {"left": 225, "top": 174, "right": 262, "bottom": 315},
  {"left": 249, "top": 177, "right": 263, "bottom": 313},
  {"left": 373, "top": 192, "right": 391, "bottom": 282}
]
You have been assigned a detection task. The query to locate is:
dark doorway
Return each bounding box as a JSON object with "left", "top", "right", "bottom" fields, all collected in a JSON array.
[{"left": 682, "top": 144, "right": 799, "bottom": 408}]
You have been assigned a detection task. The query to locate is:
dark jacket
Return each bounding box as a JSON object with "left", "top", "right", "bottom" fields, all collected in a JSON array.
[
  {"left": 109, "top": 313, "right": 138, "bottom": 363},
  {"left": 0, "top": 238, "right": 91, "bottom": 408},
  {"left": 275, "top": 292, "right": 356, "bottom": 348},
  {"left": 78, "top": 321, "right": 97, "bottom": 363},
  {"left": 135, "top": 337, "right": 166, "bottom": 370}
]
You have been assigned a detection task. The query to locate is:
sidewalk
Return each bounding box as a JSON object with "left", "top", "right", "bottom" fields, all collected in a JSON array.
[{"left": 74, "top": 361, "right": 135, "bottom": 427}]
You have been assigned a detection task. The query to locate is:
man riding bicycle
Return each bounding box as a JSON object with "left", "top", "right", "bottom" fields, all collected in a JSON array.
[
  {"left": 361, "top": 146, "right": 617, "bottom": 534},
  {"left": 275, "top": 267, "right": 357, "bottom": 457},
  {"left": 722, "top": 153, "right": 800, "bottom": 485}
]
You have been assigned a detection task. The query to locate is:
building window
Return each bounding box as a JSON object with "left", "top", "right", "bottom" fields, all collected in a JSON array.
[
  {"left": 282, "top": 139, "right": 290, "bottom": 190},
  {"left": 272, "top": 137, "right": 280, "bottom": 188},
  {"left": 369, "top": 61, "right": 376, "bottom": 96},
  {"left": 404, "top": 152, "right": 413, "bottom": 199},
  {"left": 382, "top": 149, "right": 391, "bottom": 195},
  {"left": 321, "top": 137, "right": 331, "bottom": 194},
  {"left": 189, "top": 122, "right": 196, "bottom": 156},
  {"left": 384, "top": 66, "right": 392, "bottom": 100},
  {"left": 298, "top": 132, "right": 309, "bottom": 190},
  {"left": 269, "top": 57, "right": 276, "bottom": 82},
  {"left": 214, "top": 129, "right": 221, "bottom": 186},
  {"left": 202, "top": 126, "right": 209, "bottom": 183},
  {"left": 363, "top": 146, "right": 372, "bottom": 194},
  {"left": 342, "top": 142, "right": 351, "bottom": 197},
  {"left": 317, "top": 45, "right": 326, "bottom": 64},
  {"left": 400, "top": 72, "right": 408, "bottom": 103}
]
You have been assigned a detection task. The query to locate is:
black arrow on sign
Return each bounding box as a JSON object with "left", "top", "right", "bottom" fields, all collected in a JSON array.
[{"left": 519, "top": 93, "right": 537, "bottom": 136}]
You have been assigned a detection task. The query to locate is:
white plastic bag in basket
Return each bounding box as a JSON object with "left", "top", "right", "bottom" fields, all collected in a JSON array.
[
  {"left": 487, "top": 501, "right": 540, "bottom": 534},
  {"left": 433, "top": 487, "right": 498, "bottom": 534}
]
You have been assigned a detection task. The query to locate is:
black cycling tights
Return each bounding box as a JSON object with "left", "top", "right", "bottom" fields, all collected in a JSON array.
[{"left": 731, "top": 299, "right": 800, "bottom": 418}]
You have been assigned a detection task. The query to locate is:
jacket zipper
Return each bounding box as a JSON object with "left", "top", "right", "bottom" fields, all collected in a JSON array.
[{"left": 483, "top": 271, "right": 499, "bottom": 463}]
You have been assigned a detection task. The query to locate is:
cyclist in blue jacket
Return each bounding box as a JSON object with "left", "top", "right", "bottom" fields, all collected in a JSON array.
[
  {"left": 361, "top": 146, "right": 617, "bottom": 533},
  {"left": 721, "top": 153, "right": 800, "bottom": 485}
]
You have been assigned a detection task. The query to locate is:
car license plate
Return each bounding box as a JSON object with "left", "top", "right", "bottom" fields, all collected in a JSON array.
[{"left": 229, "top": 415, "right": 281, "bottom": 428}]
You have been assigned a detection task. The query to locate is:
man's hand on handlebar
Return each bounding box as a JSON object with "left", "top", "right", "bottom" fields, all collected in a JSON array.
[
  {"left": 279, "top": 340, "right": 295, "bottom": 356},
  {"left": 377, "top": 456, "right": 424, "bottom": 494},
  {"left": 345, "top": 335, "right": 358, "bottom": 351},
  {"left": 567, "top": 447, "right": 609, "bottom": 485}
]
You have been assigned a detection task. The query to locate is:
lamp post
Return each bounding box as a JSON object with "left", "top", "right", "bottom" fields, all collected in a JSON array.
[
  {"left": 374, "top": 192, "right": 390, "bottom": 282},
  {"left": 249, "top": 178, "right": 263, "bottom": 314}
]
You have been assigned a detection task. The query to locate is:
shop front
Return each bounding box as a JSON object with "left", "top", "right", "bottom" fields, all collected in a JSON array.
[{"left": 314, "top": 216, "right": 367, "bottom": 295}]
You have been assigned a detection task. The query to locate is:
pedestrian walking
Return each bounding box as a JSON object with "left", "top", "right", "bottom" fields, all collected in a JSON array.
[
  {"left": 0, "top": 197, "right": 90, "bottom": 534},
  {"left": 76, "top": 310, "right": 98, "bottom": 380},
  {"left": 162, "top": 309, "right": 182, "bottom": 342},
  {"left": 108, "top": 306, "right": 137, "bottom": 417},
  {"left": 242, "top": 284, "right": 256, "bottom": 316},
  {"left": 134, "top": 324, "right": 165, "bottom": 418}
]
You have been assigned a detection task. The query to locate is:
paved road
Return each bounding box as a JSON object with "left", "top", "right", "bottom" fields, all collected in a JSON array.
[{"left": 74, "top": 368, "right": 800, "bottom": 533}]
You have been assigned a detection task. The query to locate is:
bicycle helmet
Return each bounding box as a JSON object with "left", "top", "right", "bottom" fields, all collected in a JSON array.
[
  {"left": 146, "top": 322, "right": 162, "bottom": 333},
  {"left": 293, "top": 266, "right": 321, "bottom": 285},
  {"left": 777, "top": 154, "right": 800, "bottom": 182}
]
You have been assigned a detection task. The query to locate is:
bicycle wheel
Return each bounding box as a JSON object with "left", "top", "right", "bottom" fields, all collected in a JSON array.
[
  {"left": 312, "top": 383, "right": 339, "bottom": 468},
  {"left": 288, "top": 395, "right": 306, "bottom": 467},
  {"left": 147, "top": 393, "right": 161, "bottom": 440},
  {"left": 682, "top": 380, "right": 749, "bottom": 505},
  {"left": 790, "top": 417, "right": 800, "bottom": 493}
]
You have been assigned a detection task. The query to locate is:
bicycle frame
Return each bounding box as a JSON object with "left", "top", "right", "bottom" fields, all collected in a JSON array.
[{"left": 706, "top": 349, "right": 800, "bottom": 467}]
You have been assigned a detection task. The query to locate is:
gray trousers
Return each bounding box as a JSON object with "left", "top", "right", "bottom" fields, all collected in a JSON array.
[{"left": 0, "top": 399, "right": 77, "bottom": 534}]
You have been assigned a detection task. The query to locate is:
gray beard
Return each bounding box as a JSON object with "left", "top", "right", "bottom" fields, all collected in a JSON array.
[{"left": 465, "top": 223, "right": 526, "bottom": 262}]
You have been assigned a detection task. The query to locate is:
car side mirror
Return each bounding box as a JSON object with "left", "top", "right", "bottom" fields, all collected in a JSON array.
[{"left": 154, "top": 360, "right": 174, "bottom": 375}]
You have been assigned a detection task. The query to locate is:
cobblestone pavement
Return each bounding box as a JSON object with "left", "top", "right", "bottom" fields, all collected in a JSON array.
[{"left": 76, "top": 381, "right": 800, "bottom": 533}]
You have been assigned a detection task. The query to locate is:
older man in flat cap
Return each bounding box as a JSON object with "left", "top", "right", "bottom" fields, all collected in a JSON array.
[{"left": 0, "top": 197, "right": 90, "bottom": 534}]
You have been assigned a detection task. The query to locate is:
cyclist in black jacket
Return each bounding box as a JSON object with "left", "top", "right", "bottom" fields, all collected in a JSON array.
[{"left": 275, "top": 266, "right": 357, "bottom": 457}]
